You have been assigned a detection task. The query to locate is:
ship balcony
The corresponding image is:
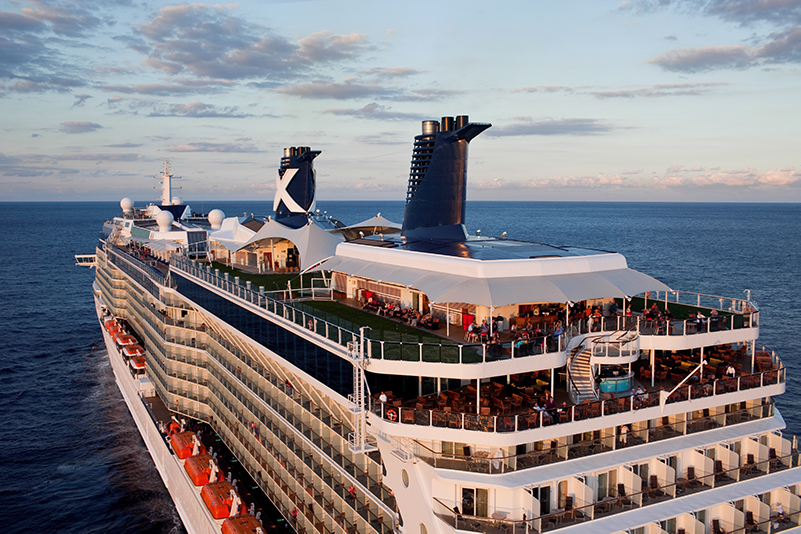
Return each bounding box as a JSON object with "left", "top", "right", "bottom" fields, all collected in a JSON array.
[
  {"left": 431, "top": 457, "right": 801, "bottom": 534},
  {"left": 168, "top": 257, "right": 761, "bottom": 379},
  {"left": 366, "top": 344, "right": 784, "bottom": 445}
]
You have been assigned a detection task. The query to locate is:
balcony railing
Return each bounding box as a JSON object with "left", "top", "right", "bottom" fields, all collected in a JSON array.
[
  {"left": 370, "top": 365, "right": 783, "bottom": 438},
  {"left": 170, "top": 256, "right": 569, "bottom": 364},
  {"left": 170, "top": 256, "right": 759, "bottom": 368},
  {"left": 432, "top": 448, "right": 800, "bottom": 533}
]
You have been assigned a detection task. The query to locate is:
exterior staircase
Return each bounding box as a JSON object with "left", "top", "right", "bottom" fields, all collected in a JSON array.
[{"left": 568, "top": 342, "right": 597, "bottom": 403}]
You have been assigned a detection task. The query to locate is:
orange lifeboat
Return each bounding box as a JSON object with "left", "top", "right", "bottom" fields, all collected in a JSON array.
[
  {"left": 201, "top": 480, "right": 239, "bottom": 519},
  {"left": 130, "top": 355, "right": 146, "bottom": 370},
  {"left": 105, "top": 319, "right": 119, "bottom": 333},
  {"left": 123, "top": 344, "right": 145, "bottom": 357},
  {"left": 222, "top": 514, "right": 265, "bottom": 534},
  {"left": 116, "top": 334, "right": 138, "bottom": 346},
  {"left": 184, "top": 453, "right": 217, "bottom": 486},
  {"left": 170, "top": 431, "right": 205, "bottom": 459}
]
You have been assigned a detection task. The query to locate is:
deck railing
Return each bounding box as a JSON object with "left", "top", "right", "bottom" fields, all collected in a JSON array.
[
  {"left": 170, "top": 256, "right": 569, "bottom": 364},
  {"left": 169, "top": 256, "right": 760, "bottom": 367},
  {"left": 370, "top": 364, "right": 783, "bottom": 437},
  {"left": 432, "top": 449, "right": 800, "bottom": 533}
]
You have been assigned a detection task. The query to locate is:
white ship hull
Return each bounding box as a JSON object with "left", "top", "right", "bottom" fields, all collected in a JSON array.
[{"left": 95, "top": 288, "right": 219, "bottom": 534}]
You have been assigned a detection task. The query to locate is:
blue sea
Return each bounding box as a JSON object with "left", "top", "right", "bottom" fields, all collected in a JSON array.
[{"left": 0, "top": 200, "right": 799, "bottom": 533}]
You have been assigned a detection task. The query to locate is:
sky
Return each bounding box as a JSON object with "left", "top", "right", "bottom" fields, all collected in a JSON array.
[{"left": 1, "top": 0, "right": 800, "bottom": 203}]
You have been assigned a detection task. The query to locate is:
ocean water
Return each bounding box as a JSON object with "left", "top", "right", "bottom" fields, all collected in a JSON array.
[{"left": 0, "top": 200, "right": 799, "bottom": 533}]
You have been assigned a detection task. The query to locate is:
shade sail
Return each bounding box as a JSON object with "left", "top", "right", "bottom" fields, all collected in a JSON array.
[
  {"left": 318, "top": 244, "right": 671, "bottom": 307},
  {"left": 241, "top": 220, "right": 344, "bottom": 270}
]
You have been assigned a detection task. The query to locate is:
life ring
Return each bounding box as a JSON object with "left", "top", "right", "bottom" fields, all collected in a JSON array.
[{"left": 386, "top": 408, "right": 398, "bottom": 421}]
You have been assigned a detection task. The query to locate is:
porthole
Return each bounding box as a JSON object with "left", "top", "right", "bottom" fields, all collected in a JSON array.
[
  {"left": 401, "top": 469, "right": 409, "bottom": 488},
  {"left": 420, "top": 523, "right": 427, "bottom": 534}
]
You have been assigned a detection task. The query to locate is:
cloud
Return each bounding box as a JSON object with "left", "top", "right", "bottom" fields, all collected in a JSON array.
[
  {"left": 55, "top": 153, "right": 141, "bottom": 161},
  {"left": 523, "top": 174, "right": 627, "bottom": 188},
  {"left": 0, "top": 4, "right": 106, "bottom": 95},
  {"left": 147, "top": 101, "right": 253, "bottom": 118},
  {"left": 591, "top": 81, "right": 730, "bottom": 98},
  {"left": 59, "top": 121, "right": 103, "bottom": 134},
  {"left": 395, "top": 88, "right": 464, "bottom": 102},
  {"left": 132, "top": 5, "right": 370, "bottom": 81},
  {"left": 104, "top": 142, "right": 142, "bottom": 148},
  {"left": 72, "top": 93, "right": 91, "bottom": 107},
  {"left": 633, "top": 1, "right": 801, "bottom": 72},
  {"left": 487, "top": 118, "right": 613, "bottom": 136},
  {"left": 362, "top": 67, "right": 422, "bottom": 77},
  {"left": 653, "top": 166, "right": 801, "bottom": 188},
  {"left": 324, "top": 102, "right": 428, "bottom": 121},
  {"left": 648, "top": 45, "right": 754, "bottom": 72},
  {"left": 102, "top": 79, "right": 235, "bottom": 96},
  {"left": 169, "top": 141, "right": 261, "bottom": 153},
  {"left": 512, "top": 85, "right": 576, "bottom": 93},
  {"left": 277, "top": 79, "right": 397, "bottom": 100},
  {"left": 621, "top": 168, "right": 643, "bottom": 175}
]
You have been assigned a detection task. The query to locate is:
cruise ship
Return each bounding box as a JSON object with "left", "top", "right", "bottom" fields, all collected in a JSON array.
[{"left": 78, "top": 115, "right": 801, "bottom": 534}]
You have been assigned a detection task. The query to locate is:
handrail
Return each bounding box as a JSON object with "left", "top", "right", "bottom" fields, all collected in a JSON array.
[
  {"left": 169, "top": 255, "right": 569, "bottom": 365},
  {"left": 409, "top": 400, "right": 776, "bottom": 467},
  {"left": 432, "top": 449, "right": 799, "bottom": 532},
  {"left": 566, "top": 340, "right": 587, "bottom": 401}
]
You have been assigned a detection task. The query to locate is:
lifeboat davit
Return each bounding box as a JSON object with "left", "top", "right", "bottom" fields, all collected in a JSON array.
[
  {"left": 184, "top": 453, "right": 217, "bottom": 486},
  {"left": 123, "top": 344, "right": 145, "bottom": 357},
  {"left": 170, "top": 431, "right": 206, "bottom": 459},
  {"left": 201, "top": 480, "right": 239, "bottom": 519},
  {"left": 129, "top": 355, "right": 146, "bottom": 370},
  {"left": 222, "top": 514, "right": 265, "bottom": 534}
]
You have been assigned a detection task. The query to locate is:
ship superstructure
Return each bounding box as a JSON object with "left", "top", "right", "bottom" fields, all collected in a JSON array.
[{"left": 83, "top": 116, "right": 801, "bottom": 534}]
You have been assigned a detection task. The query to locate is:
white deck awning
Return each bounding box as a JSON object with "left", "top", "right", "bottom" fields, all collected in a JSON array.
[
  {"left": 318, "top": 242, "right": 670, "bottom": 307},
  {"left": 242, "top": 220, "right": 344, "bottom": 271}
]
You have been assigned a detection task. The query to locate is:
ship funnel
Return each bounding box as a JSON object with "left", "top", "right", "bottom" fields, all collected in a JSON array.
[
  {"left": 274, "top": 146, "right": 321, "bottom": 229},
  {"left": 401, "top": 114, "right": 491, "bottom": 241}
]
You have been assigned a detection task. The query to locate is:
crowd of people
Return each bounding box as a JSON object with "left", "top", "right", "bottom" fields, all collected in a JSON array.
[{"left": 361, "top": 293, "right": 438, "bottom": 329}]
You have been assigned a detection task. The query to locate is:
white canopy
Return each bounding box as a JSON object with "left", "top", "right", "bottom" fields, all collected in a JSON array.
[
  {"left": 319, "top": 242, "right": 671, "bottom": 307},
  {"left": 208, "top": 217, "right": 256, "bottom": 252},
  {"left": 242, "top": 219, "right": 344, "bottom": 271},
  {"left": 335, "top": 214, "right": 402, "bottom": 233}
]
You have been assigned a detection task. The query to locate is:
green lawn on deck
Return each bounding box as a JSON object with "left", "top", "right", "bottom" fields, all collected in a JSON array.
[
  {"left": 209, "top": 261, "right": 317, "bottom": 291},
  {"left": 206, "top": 261, "right": 481, "bottom": 362}
]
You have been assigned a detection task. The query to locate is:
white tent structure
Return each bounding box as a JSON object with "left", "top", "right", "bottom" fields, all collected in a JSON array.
[
  {"left": 208, "top": 217, "right": 257, "bottom": 252},
  {"left": 319, "top": 241, "right": 671, "bottom": 308},
  {"left": 241, "top": 219, "right": 344, "bottom": 271},
  {"left": 333, "top": 214, "right": 401, "bottom": 235}
]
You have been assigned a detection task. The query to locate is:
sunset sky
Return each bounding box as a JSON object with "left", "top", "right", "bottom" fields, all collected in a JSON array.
[{"left": 1, "top": 0, "right": 800, "bottom": 202}]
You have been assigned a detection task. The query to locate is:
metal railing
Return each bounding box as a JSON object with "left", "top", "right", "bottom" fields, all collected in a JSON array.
[
  {"left": 370, "top": 365, "right": 783, "bottom": 436},
  {"left": 432, "top": 448, "right": 799, "bottom": 533},
  {"left": 408, "top": 401, "right": 774, "bottom": 474},
  {"left": 170, "top": 256, "right": 567, "bottom": 364},
  {"left": 169, "top": 255, "right": 760, "bottom": 369}
]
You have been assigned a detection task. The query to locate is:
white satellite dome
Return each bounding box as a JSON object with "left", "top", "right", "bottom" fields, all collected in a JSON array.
[
  {"left": 208, "top": 209, "right": 225, "bottom": 230},
  {"left": 156, "top": 210, "right": 174, "bottom": 232},
  {"left": 171, "top": 196, "right": 182, "bottom": 206},
  {"left": 120, "top": 197, "right": 133, "bottom": 214}
]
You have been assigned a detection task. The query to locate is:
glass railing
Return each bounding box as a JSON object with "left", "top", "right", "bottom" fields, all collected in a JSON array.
[
  {"left": 370, "top": 363, "right": 783, "bottom": 437},
  {"left": 170, "top": 256, "right": 760, "bottom": 370},
  {"left": 170, "top": 256, "right": 567, "bottom": 364},
  {"left": 408, "top": 400, "right": 774, "bottom": 474},
  {"left": 432, "top": 448, "right": 799, "bottom": 533}
]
